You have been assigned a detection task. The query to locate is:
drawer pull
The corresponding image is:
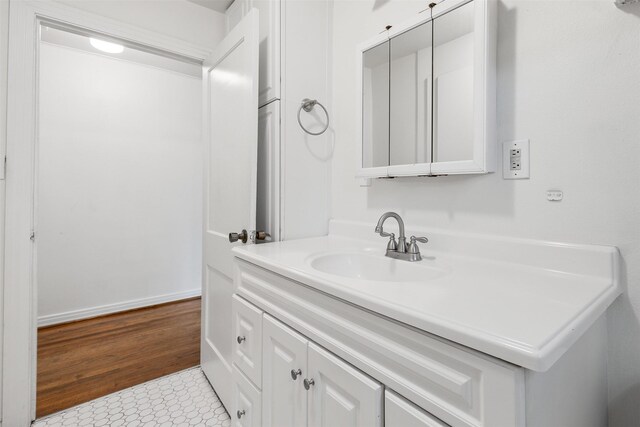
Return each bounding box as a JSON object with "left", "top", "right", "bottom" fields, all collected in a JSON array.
[
  {"left": 237, "top": 335, "right": 246, "bottom": 344},
  {"left": 291, "top": 369, "right": 302, "bottom": 380},
  {"left": 237, "top": 409, "right": 246, "bottom": 419},
  {"left": 303, "top": 378, "right": 315, "bottom": 390}
]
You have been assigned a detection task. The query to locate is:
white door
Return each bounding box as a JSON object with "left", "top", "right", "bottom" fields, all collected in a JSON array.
[
  {"left": 262, "top": 315, "right": 308, "bottom": 427},
  {"left": 307, "top": 342, "right": 383, "bottom": 427},
  {"left": 201, "top": 9, "right": 260, "bottom": 411}
]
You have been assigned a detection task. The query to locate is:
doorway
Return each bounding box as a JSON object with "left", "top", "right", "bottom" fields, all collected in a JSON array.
[
  {"left": 34, "top": 22, "right": 204, "bottom": 418},
  {"left": 5, "top": 2, "right": 263, "bottom": 424}
]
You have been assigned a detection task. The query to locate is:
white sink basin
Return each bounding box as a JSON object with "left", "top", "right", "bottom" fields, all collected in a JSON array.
[{"left": 309, "top": 251, "right": 448, "bottom": 283}]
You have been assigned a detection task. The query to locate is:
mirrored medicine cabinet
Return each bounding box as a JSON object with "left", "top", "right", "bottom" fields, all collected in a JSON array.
[{"left": 356, "top": 0, "right": 497, "bottom": 179}]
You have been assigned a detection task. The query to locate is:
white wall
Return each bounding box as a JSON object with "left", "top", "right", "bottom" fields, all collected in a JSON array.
[
  {"left": 281, "top": 0, "right": 333, "bottom": 240},
  {"left": 36, "top": 42, "right": 203, "bottom": 324},
  {"left": 331, "top": 0, "right": 640, "bottom": 425}
]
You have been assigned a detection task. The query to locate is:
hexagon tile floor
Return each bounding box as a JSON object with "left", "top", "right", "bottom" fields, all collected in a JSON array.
[{"left": 33, "top": 367, "right": 231, "bottom": 427}]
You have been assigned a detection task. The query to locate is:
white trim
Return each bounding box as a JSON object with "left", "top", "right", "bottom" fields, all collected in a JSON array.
[
  {"left": 4, "top": 1, "right": 212, "bottom": 424},
  {"left": 37, "top": 289, "right": 201, "bottom": 327},
  {"left": 24, "top": 1, "right": 212, "bottom": 61},
  {"left": 0, "top": 0, "right": 8, "bottom": 180}
]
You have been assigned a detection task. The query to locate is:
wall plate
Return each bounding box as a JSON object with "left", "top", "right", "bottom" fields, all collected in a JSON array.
[
  {"left": 547, "top": 190, "right": 563, "bottom": 201},
  {"left": 503, "top": 139, "right": 530, "bottom": 179}
]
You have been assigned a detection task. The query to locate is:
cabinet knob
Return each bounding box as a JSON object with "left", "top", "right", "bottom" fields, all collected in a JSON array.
[
  {"left": 237, "top": 335, "right": 246, "bottom": 344},
  {"left": 290, "top": 369, "right": 302, "bottom": 380},
  {"left": 303, "top": 378, "right": 315, "bottom": 390},
  {"left": 237, "top": 409, "right": 246, "bottom": 419}
]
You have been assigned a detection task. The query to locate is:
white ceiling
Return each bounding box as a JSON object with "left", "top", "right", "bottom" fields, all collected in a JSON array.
[{"left": 186, "top": 0, "right": 233, "bottom": 13}]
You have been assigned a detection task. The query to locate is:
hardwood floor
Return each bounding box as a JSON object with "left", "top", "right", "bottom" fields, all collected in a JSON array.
[{"left": 37, "top": 297, "right": 202, "bottom": 418}]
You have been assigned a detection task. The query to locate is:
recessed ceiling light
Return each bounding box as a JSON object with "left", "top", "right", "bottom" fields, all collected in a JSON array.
[{"left": 89, "top": 37, "right": 124, "bottom": 54}]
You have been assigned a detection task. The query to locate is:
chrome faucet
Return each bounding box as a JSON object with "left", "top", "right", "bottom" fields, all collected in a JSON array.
[
  {"left": 375, "top": 212, "right": 428, "bottom": 262},
  {"left": 375, "top": 212, "right": 407, "bottom": 253}
]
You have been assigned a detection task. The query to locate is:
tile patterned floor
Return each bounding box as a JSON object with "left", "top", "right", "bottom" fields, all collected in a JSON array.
[{"left": 33, "top": 367, "right": 231, "bottom": 427}]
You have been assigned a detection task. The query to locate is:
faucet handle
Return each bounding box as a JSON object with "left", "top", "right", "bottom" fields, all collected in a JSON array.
[
  {"left": 408, "top": 236, "right": 428, "bottom": 255},
  {"left": 410, "top": 236, "right": 428, "bottom": 244}
]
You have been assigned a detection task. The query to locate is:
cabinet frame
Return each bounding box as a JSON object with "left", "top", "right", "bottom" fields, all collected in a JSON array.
[{"left": 355, "top": 0, "right": 496, "bottom": 178}]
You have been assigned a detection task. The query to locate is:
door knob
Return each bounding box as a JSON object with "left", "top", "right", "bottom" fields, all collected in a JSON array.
[
  {"left": 229, "top": 230, "right": 248, "bottom": 243},
  {"left": 237, "top": 335, "right": 246, "bottom": 344},
  {"left": 252, "top": 230, "right": 271, "bottom": 242},
  {"left": 303, "top": 378, "right": 315, "bottom": 390},
  {"left": 290, "top": 369, "right": 302, "bottom": 380},
  {"left": 237, "top": 409, "right": 246, "bottom": 419}
]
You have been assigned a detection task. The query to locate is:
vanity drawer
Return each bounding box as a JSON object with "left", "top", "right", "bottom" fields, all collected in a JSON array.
[
  {"left": 235, "top": 259, "right": 525, "bottom": 427},
  {"left": 386, "top": 390, "right": 450, "bottom": 427},
  {"left": 232, "top": 294, "right": 263, "bottom": 388}
]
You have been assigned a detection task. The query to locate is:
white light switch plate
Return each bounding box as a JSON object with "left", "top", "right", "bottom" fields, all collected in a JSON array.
[{"left": 503, "top": 139, "right": 530, "bottom": 179}]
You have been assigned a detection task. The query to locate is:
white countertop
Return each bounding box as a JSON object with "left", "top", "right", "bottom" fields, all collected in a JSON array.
[{"left": 232, "top": 220, "right": 621, "bottom": 371}]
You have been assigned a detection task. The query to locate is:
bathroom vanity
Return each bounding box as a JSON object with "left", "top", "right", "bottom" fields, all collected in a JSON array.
[{"left": 227, "top": 220, "right": 620, "bottom": 427}]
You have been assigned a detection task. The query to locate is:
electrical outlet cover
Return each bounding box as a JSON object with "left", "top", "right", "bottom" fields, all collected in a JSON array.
[{"left": 503, "top": 140, "right": 530, "bottom": 179}]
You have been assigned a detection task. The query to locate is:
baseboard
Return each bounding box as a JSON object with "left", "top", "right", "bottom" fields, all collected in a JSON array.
[{"left": 37, "top": 288, "right": 201, "bottom": 327}]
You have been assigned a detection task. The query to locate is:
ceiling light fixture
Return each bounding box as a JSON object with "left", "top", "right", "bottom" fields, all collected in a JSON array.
[{"left": 89, "top": 37, "right": 124, "bottom": 54}]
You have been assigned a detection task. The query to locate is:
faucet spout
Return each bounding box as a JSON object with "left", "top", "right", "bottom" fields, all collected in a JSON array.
[
  {"left": 375, "top": 212, "right": 405, "bottom": 237},
  {"left": 375, "top": 212, "right": 406, "bottom": 252}
]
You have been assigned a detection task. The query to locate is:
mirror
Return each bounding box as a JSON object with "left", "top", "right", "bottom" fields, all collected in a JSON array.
[
  {"left": 362, "top": 41, "right": 389, "bottom": 169},
  {"left": 433, "top": 1, "right": 475, "bottom": 163},
  {"left": 358, "top": 0, "right": 495, "bottom": 178},
  {"left": 390, "top": 21, "right": 432, "bottom": 166}
]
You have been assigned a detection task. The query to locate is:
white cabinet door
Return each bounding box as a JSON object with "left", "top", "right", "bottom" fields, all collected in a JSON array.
[
  {"left": 233, "top": 365, "right": 262, "bottom": 427},
  {"left": 201, "top": 9, "right": 259, "bottom": 410},
  {"left": 262, "top": 314, "right": 308, "bottom": 427},
  {"left": 232, "top": 295, "right": 263, "bottom": 388},
  {"left": 307, "top": 342, "right": 383, "bottom": 427},
  {"left": 385, "top": 390, "right": 450, "bottom": 427},
  {"left": 257, "top": 101, "right": 280, "bottom": 242},
  {"left": 226, "top": 0, "right": 281, "bottom": 106},
  {"left": 252, "top": 0, "right": 281, "bottom": 106}
]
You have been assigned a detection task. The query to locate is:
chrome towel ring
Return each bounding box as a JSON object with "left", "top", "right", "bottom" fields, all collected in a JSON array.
[{"left": 297, "top": 98, "right": 329, "bottom": 136}]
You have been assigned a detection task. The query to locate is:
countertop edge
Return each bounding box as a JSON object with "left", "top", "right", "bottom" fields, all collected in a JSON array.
[{"left": 232, "top": 247, "right": 622, "bottom": 372}]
